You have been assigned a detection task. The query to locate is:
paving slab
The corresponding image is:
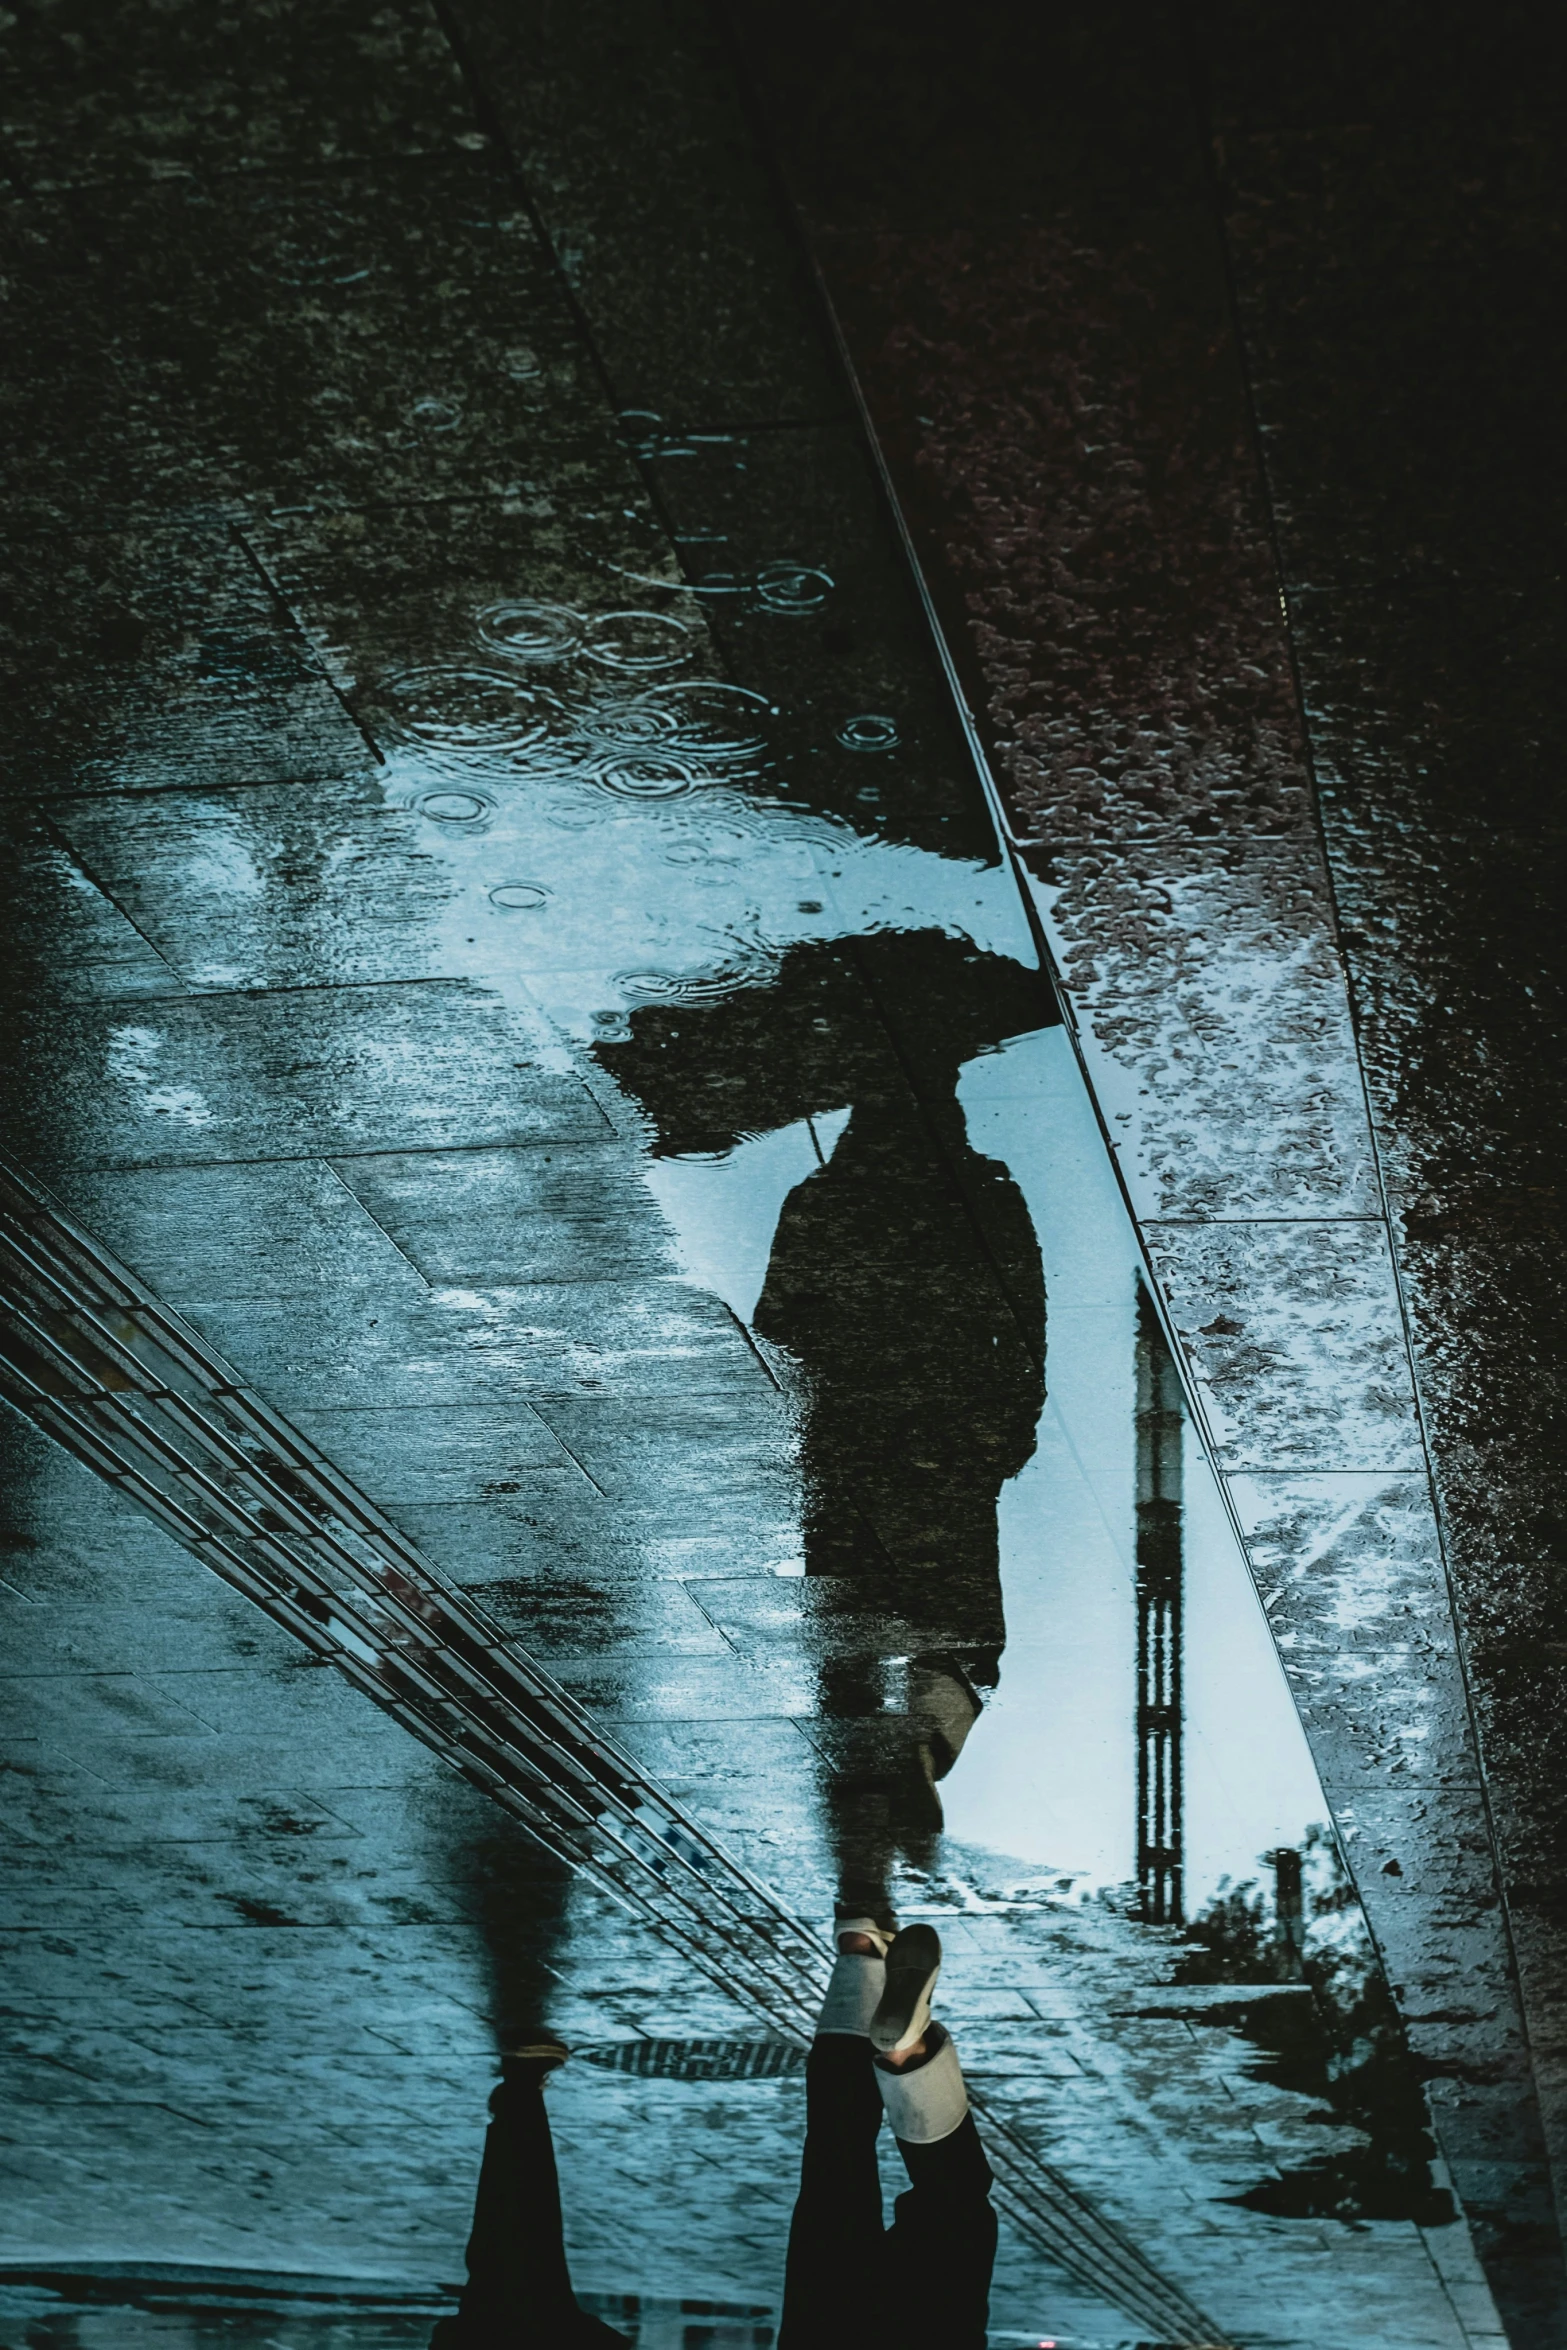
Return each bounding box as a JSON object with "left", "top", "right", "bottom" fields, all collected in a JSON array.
[
  {"left": 0, "top": 518, "right": 373, "bottom": 800},
  {"left": 5, "top": 983, "right": 610, "bottom": 1171},
  {"left": 1, "top": 160, "right": 593, "bottom": 528},
  {"left": 0, "top": 0, "right": 476, "bottom": 187},
  {"left": 444, "top": 0, "right": 841, "bottom": 430}
]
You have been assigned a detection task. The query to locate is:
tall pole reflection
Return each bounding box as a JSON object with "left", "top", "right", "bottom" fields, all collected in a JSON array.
[{"left": 1135, "top": 1285, "right": 1184, "bottom": 1924}]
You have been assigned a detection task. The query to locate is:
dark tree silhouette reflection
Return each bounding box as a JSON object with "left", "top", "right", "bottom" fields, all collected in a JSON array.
[{"left": 1174, "top": 1826, "right": 1452, "bottom": 2225}]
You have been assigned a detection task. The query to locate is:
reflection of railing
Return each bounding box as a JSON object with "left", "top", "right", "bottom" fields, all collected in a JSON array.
[
  {"left": 0, "top": 1157, "right": 1230, "bottom": 2349},
  {"left": 1135, "top": 1284, "right": 1185, "bottom": 1927},
  {"left": 0, "top": 1156, "right": 822, "bottom": 2034}
]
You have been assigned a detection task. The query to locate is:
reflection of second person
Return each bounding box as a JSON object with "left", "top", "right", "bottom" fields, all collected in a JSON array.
[{"left": 437, "top": 1919, "right": 994, "bottom": 2350}]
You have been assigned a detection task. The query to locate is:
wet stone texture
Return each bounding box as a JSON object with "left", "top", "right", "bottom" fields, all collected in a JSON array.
[
  {"left": 0, "top": 0, "right": 1553, "bottom": 2343},
  {"left": 727, "top": 0, "right": 1567, "bottom": 2335},
  {"left": 1203, "top": 20, "right": 1567, "bottom": 2308},
  {"left": 0, "top": 0, "right": 477, "bottom": 185}
]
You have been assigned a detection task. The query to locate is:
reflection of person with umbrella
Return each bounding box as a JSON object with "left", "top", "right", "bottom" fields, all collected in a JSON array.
[{"left": 599, "top": 926, "right": 1053, "bottom": 1916}]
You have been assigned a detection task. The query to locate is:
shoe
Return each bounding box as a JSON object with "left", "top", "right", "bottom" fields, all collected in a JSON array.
[
  {"left": 870, "top": 1923, "right": 942, "bottom": 2055},
  {"left": 834, "top": 1909, "right": 897, "bottom": 1957},
  {"left": 874, "top": 2022, "right": 969, "bottom": 2144},
  {"left": 816, "top": 1911, "right": 896, "bottom": 2037}
]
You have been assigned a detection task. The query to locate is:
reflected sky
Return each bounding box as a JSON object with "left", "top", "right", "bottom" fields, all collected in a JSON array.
[
  {"left": 0, "top": 591, "right": 1490, "bottom": 2350},
  {"left": 348, "top": 614, "right": 1480, "bottom": 2310},
  {"left": 362, "top": 612, "right": 1336, "bottom": 1927},
  {"left": 952, "top": 1026, "right": 1327, "bottom": 1911}
]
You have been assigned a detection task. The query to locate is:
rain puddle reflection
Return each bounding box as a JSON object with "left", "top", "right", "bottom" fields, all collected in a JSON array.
[{"left": 359, "top": 610, "right": 1493, "bottom": 2347}]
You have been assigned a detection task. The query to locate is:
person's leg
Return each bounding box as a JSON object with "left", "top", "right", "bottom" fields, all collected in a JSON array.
[
  {"left": 778, "top": 1921, "right": 895, "bottom": 2350},
  {"left": 438, "top": 2046, "right": 629, "bottom": 2350},
  {"left": 874, "top": 1933, "right": 998, "bottom": 2350},
  {"left": 884, "top": 2093, "right": 997, "bottom": 2350}
]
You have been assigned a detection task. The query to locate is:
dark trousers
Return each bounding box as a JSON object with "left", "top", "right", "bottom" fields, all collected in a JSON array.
[
  {"left": 435, "top": 2068, "right": 630, "bottom": 2350},
  {"left": 438, "top": 2040, "right": 995, "bottom": 2350},
  {"left": 779, "top": 2036, "right": 997, "bottom": 2350}
]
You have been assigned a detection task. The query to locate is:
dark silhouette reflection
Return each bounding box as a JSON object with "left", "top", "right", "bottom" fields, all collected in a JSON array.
[
  {"left": 1134, "top": 1285, "right": 1184, "bottom": 1925},
  {"left": 437, "top": 1925, "right": 994, "bottom": 2350},
  {"left": 598, "top": 928, "right": 1054, "bottom": 1913},
  {"left": 1174, "top": 1827, "right": 1453, "bottom": 2225},
  {"left": 444, "top": 1814, "right": 576, "bottom": 2052}
]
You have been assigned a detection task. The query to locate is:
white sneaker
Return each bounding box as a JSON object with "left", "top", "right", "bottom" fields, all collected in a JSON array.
[
  {"left": 834, "top": 1910, "right": 897, "bottom": 1956},
  {"left": 815, "top": 1911, "right": 897, "bottom": 2037},
  {"left": 875, "top": 2023, "right": 969, "bottom": 2144},
  {"left": 869, "top": 1922, "right": 942, "bottom": 2055}
]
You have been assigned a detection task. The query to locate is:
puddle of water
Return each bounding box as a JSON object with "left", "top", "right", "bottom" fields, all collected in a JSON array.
[
  {"left": 947, "top": 1027, "right": 1328, "bottom": 1913},
  {"left": 361, "top": 609, "right": 1492, "bottom": 2341}
]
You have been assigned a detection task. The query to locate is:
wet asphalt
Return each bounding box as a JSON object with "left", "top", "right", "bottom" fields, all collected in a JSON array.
[{"left": 0, "top": 4, "right": 1561, "bottom": 2347}]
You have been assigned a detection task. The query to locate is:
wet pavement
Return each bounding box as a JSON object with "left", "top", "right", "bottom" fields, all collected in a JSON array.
[{"left": 0, "top": 3, "right": 1556, "bottom": 2346}]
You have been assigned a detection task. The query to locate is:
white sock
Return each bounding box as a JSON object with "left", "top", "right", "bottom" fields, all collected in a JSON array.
[
  {"left": 875, "top": 2029, "right": 969, "bottom": 2143},
  {"left": 815, "top": 1950, "right": 886, "bottom": 2037}
]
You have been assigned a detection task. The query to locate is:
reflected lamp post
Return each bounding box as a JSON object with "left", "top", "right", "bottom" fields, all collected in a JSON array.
[{"left": 1135, "top": 1285, "right": 1184, "bottom": 1924}]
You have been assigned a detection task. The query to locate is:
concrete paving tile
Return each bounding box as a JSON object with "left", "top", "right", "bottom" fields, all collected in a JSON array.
[
  {"left": 527, "top": 1393, "right": 794, "bottom": 1507},
  {"left": 446, "top": 0, "right": 841, "bottom": 433},
  {"left": 0, "top": 1673, "right": 226, "bottom": 1745},
  {"left": 0, "top": 0, "right": 477, "bottom": 188},
  {"left": 1220, "top": 120, "right": 1566, "bottom": 592},
  {"left": 94, "top": 1664, "right": 412, "bottom": 1745},
  {"left": 466, "top": 1574, "right": 735, "bottom": 1658},
  {"left": 1, "top": 162, "right": 592, "bottom": 525},
  {"left": 1230, "top": 1470, "right": 1477, "bottom": 1790},
  {"left": 0, "top": 1597, "right": 295, "bottom": 1679},
  {"left": 738, "top": 3, "right": 1209, "bottom": 228},
  {"left": 368, "top": 1497, "right": 662, "bottom": 1589},
  {"left": 0, "top": 517, "right": 372, "bottom": 799},
  {"left": 632, "top": 1531, "right": 810, "bottom": 1581},
  {"left": 561, "top": 1644, "right": 814, "bottom": 1721},
  {"left": 0, "top": 1768, "right": 290, "bottom": 1852},
  {"left": 1339, "top": 1787, "right": 1517, "bottom": 2013},
  {"left": 811, "top": 215, "right": 1378, "bottom": 1220},
  {"left": 251, "top": 488, "right": 686, "bottom": 711},
  {"left": 182, "top": 1278, "right": 763, "bottom": 1410},
  {"left": 641, "top": 421, "right": 995, "bottom": 860},
  {"left": 0, "top": 2053, "right": 158, "bottom": 2109},
  {"left": 332, "top": 1144, "right": 678, "bottom": 1284},
  {"left": 0, "top": 1734, "right": 460, "bottom": 1850},
  {"left": 1146, "top": 1218, "right": 1423, "bottom": 1470},
  {"left": 0, "top": 808, "right": 184, "bottom": 1000},
  {"left": 1386, "top": 1209, "right": 1567, "bottom": 1901},
  {"left": 51, "top": 784, "right": 457, "bottom": 994},
  {"left": 285, "top": 1403, "right": 583, "bottom": 1505},
  {"left": 7, "top": 982, "right": 609, "bottom": 1172},
  {"left": 51, "top": 1161, "right": 432, "bottom": 1304},
  {"left": 605, "top": 1717, "right": 820, "bottom": 1787},
  {"left": 689, "top": 1567, "right": 1012, "bottom": 1662},
  {"left": 0, "top": 1416, "right": 250, "bottom": 1611}
]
